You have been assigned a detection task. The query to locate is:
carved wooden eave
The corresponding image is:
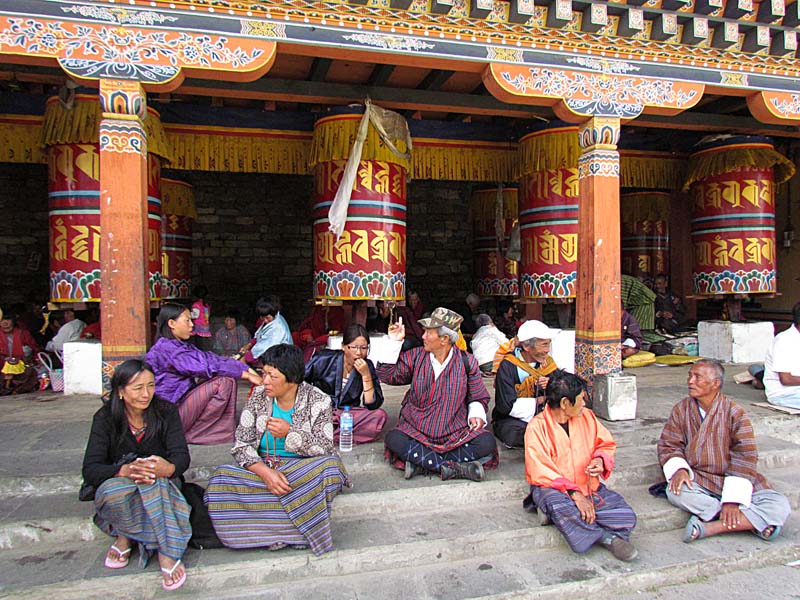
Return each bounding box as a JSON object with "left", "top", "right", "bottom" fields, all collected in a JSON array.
[{"left": 1, "top": 0, "right": 800, "bottom": 125}]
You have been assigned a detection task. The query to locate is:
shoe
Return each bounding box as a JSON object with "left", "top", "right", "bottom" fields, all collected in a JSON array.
[
  {"left": 537, "top": 510, "right": 552, "bottom": 526},
  {"left": 603, "top": 535, "right": 638, "bottom": 562},
  {"left": 404, "top": 461, "right": 427, "bottom": 480},
  {"left": 682, "top": 515, "right": 707, "bottom": 543},
  {"left": 440, "top": 460, "right": 485, "bottom": 482},
  {"left": 104, "top": 543, "right": 132, "bottom": 569},
  {"left": 161, "top": 559, "right": 187, "bottom": 592}
]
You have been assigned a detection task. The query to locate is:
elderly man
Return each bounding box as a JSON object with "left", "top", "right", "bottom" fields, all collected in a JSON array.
[
  {"left": 470, "top": 314, "right": 509, "bottom": 374},
  {"left": 376, "top": 307, "right": 497, "bottom": 482},
  {"left": 493, "top": 320, "right": 560, "bottom": 449},
  {"left": 45, "top": 308, "right": 85, "bottom": 353},
  {"left": 657, "top": 359, "right": 791, "bottom": 543},
  {"left": 763, "top": 301, "right": 800, "bottom": 410}
]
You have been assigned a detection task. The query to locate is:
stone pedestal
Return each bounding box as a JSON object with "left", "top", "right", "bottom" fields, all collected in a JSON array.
[
  {"left": 698, "top": 320, "right": 774, "bottom": 363},
  {"left": 63, "top": 341, "right": 103, "bottom": 395}
]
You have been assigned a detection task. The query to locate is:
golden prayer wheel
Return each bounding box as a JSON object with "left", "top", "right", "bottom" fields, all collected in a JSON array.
[
  {"left": 160, "top": 178, "right": 197, "bottom": 300},
  {"left": 518, "top": 124, "right": 580, "bottom": 299},
  {"left": 470, "top": 187, "right": 519, "bottom": 296},
  {"left": 620, "top": 191, "right": 671, "bottom": 282}
]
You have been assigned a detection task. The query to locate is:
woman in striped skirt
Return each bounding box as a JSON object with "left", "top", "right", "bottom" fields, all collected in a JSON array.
[
  {"left": 81, "top": 360, "right": 192, "bottom": 591},
  {"left": 206, "top": 344, "right": 349, "bottom": 556},
  {"left": 523, "top": 370, "right": 639, "bottom": 562}
]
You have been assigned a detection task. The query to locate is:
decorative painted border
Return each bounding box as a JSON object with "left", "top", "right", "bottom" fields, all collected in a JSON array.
[
  {"left": 476, "top": 277, "right": 519, "bottom": 297},
  {"left": 314, "top": 269, "right": 406, "bottom": 300},
  {"left": 520, "top": 272, "right": 576, "bottom": 299},
  {"left": 692, "top": 269, "right": 776, "bottom": 295},
  {"left": 575, "top": 340, "right": 621, "bottom": 389}
]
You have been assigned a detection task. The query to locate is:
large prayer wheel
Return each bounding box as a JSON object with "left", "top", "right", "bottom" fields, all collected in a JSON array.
[
  {"left": 43, "top": 95, "right": 171, "bottom": 302},
  {"left": 309, "top": 108, "right": 410, "bottom": 301},
  {"left": 160, "top": 178, "right": 197, "bottom": 300},
  {"left": 620, "top": 191, "right": 670, "bottom": 281},
  {"left": 684, "top": 136, "right": 794, "bottom": 295},
  {"left": 471, "top": 187, "right": 519, "bottom": 296},
  {"left": 518, "top": 124, "right": 580, "bottom": 299}
]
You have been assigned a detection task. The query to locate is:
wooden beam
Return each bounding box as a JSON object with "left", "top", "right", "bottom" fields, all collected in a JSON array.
[
  {"left": 631, "top": 111, "right": 800, "bottom": 138},
  {"left": 416, "top": 70, "right": 455, "bottom": 91},
  {"left": 367, "top": 64, "right": 395, "bottom": 86},
  {"left": 309, "top": 58, "right": 332, "bottom": 82}
]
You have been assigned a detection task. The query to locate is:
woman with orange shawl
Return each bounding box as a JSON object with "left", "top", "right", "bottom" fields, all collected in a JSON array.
[{"left": 523, "top": 370, "right": 638, "bottom": 562}]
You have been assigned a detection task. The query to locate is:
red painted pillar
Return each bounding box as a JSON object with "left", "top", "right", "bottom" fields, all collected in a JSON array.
[
  {"left": 575, "top": 117, "right": 623, "bottom": 385},
  {"left": 98, "top": 79, "right": 151, "bottom": 370}
]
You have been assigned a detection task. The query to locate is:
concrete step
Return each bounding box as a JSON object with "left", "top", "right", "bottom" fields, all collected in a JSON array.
[{"left": 1, "top": 508, "right": 797, "bottom": 599}]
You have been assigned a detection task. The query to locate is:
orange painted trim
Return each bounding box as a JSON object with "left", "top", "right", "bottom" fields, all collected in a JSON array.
[
  {"left": 518, "top": 126, "right": 580, "bottom": 143},
  {"left": 747, "top": 91, "right": 800, "bottom": 125},
  {"left": 690, "top": 142, "right": 774, "bottom": 158},
  {"left": 0, "top": 114, "right": 43, "bottom": 125}
]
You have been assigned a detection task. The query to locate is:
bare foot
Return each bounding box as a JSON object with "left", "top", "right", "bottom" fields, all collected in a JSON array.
[
  {"left": 158, "top": 554, "right": 186, "bottom": 588},
  {"left": 104, "top": 536, "right": 132, "bottom": 568}
]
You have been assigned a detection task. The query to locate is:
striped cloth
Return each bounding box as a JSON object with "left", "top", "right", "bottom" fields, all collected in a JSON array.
[
  {"left": 206, "top": 455, "right": 349, "bottom": 556},
  {"left": 530, "top": 484, "right": 636, "bottom": 554},
  {"left": 621, "top": 275, "right": 656, "bottom": 331},
  {"left": 93, "top": 477, "right": 191, "bottom": 562}
]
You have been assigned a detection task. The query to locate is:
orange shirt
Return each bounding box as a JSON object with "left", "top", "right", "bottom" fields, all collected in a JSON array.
[{"left": 524, "top": 405, "right": 616, "bottom": 496}]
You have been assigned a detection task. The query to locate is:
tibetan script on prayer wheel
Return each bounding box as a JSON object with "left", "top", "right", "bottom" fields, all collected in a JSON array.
[{"left": 471, "top": 187, "right": 519, "bottom": 297}]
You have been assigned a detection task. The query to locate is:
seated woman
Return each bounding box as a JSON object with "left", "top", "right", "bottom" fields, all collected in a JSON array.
[
  {"left": 304, "top": 324, "right": 387, "bottom": 445},
  {"left": 0, "top": 307, "right": 41, "bottom": 395},
  {"left": 524, "top": 370, "right": 638, "bottom": 562},
  {"left": 206, "top": 344, "right": 349, "bottom": 555},
  {"left": 81, "top": 360, "right": 191, "bottom": 591},
  {"left": 146, "top": 303, "right": 262, "bottom": 445},
  {"left": 240, "top": 295, "right": 293, "bottom": 365}
]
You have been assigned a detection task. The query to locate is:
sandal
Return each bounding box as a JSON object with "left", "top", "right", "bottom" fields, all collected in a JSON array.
[
  {"left": 682, "top": 515, "right": 707, "bottom": 543},
  {"left": 756, "top": 525, "right": 781, "bottom": 541},
  {"left": 161, "top": 559, "right": 187, "bottom": 592},
  {"left": 104, "top": 543, "right": 132, "bottom": 569}
]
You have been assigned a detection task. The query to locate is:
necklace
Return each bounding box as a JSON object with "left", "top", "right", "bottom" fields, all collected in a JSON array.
[{"left": 129, "top": 422, "right": 147, "bottom": 437}]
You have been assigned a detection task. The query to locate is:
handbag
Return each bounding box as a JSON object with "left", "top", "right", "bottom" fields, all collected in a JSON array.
[
  {"left": 183, "top": 482, "right": 224, "bottom": 549},
  {"left": 78, "top": 452, "right": 141, "bottom": 501}
]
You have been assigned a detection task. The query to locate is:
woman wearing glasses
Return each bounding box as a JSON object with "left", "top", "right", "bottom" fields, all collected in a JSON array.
[{"left": 303, "top": 324, "right": 387, "bottom": 445}]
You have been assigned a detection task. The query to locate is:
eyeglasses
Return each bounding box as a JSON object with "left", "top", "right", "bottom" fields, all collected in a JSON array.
[{"left": 346, "top": 345, "right": 369, "bottom": 352}]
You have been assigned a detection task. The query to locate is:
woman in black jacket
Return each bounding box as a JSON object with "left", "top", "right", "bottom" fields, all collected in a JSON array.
[
  {"left": 303, "top": 324, "right": 387, "bottom": 445},
  {"left": 82, "top": 359, "right": 191, "bottom": 591}
]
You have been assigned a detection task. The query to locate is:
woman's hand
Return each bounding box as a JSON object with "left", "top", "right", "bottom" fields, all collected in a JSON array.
[
  {"left": 585, "top": 457, "right": 604, "bottom": 478},
  {"left": 353, "top": 358, "right": 371, "bottom": 378},
  {"left": 141, "top": 455, "right": 175, "bottom": 479},
  {"left": 262, "top": 467, "right": 292, "bottom": 496},
  {"left": 242, "top": 369, "right": 261, "bottom": 385},
  {"left": 387, "top": 318, "right": 406, "bottom": 341},
  {"left": 266, "top": 417, "right": 291, "bottom": 439},
  {"left": 120, "top": 457, "right": 172, "bottom": 484},
  {"left": 572, "top": 492, "right": 596, "bottom": 524}
]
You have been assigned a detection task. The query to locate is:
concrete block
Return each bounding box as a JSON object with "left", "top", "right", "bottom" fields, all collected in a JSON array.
[
  {"left": 62, "top": 341, "right": 103, "bottom": 396},
  {"left": 698, "top": 320, "right": 774, "bottom": 363}
]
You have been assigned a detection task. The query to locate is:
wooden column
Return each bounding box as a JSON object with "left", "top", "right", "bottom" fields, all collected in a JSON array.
[
  {"left": 575, "top": 117, "right": 622, "bottom": 386},
  {"left": 98, "top": 79, "right": 151, "bottom": 372}
]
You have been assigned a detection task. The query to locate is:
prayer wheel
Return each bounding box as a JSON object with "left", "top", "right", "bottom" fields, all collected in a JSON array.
[
  {"left": 471, "top": 187, "right": 519, "bottom": 296},
  {"left": 518, "top": 124, "right": 580, "bottom": 299},
  {"left": 683, "top": 136, "right": 794, "bottom": 295},
  {"left": 43, "top": 95, "right": 171, "bottom": 302},
  {"left": 620, "top": 191, "right": 670, "bottom": 282},
  {"left": 309, "top": 107, "right": 410, "bottom": 301},
  {"left": 160, "top": 178, "right": 197, "bottom": 300}
]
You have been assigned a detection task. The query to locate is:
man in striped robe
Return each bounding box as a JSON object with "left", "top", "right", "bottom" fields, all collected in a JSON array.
[
  {"left": 376, "top": 307, "right": 497, "bottom": 482},
  {"left": 657, "top": 359, "right": 791, "bottom": 543}
]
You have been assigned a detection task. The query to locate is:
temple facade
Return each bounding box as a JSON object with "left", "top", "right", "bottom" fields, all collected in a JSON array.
[{"left": 1, "top": 0, "right": 799, "bottom": 381}]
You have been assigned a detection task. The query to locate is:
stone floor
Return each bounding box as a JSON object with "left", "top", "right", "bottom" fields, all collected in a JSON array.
[{"left": 0, "top": 361, "right": 798, "bottom": 599}]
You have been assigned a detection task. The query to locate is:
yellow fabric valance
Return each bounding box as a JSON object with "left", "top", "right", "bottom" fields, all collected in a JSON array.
[
  {"left": 517, "top": 126, "right": 580, "bottom": 177},
  {"left": 41, "top": 94, "right": 173, "bottom": 163},
  {"left": 160, "top": 178, "right": 197, "bottom": 219},
  {"left": 683, "top": 142, "right": 796, "bottom": 191},
  {"left": 309, "top": 113, "right": 411, "bottom": 171},
  {"left": 620, "top": 150, "right": 687, "bottom": 191},
  {"left": 620, "top": 191, "right": 672, "bottom": 224},
  {"left": 413, "top": 138, "right": 517, "bottom": 182},
  {"left": 0, "top": 114, "right": 46, "bottom": 163}
]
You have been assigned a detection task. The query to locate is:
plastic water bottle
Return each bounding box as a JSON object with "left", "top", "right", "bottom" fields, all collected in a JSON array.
[{"left": 339, "top": 406, "right": 353, "bottom": 452}]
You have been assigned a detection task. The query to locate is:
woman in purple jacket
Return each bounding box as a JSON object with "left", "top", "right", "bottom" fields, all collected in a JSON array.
[{"left": 146, "top": 303, "right": 262, "bottom": 444}]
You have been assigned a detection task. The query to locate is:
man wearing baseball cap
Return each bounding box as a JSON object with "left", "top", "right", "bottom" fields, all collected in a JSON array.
[
  {"left": 493, "top": 319, "right": 560, "bottom": 449},
  {"left": 374, "top": 307, "right": 497, "bottom": 481}
]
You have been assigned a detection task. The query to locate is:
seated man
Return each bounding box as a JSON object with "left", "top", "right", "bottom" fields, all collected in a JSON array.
[
  {"left": 621, "top": 309, "right": 643, "bottom": 360},
  {"left": 45, "top": 308, "right": 85, "bottom": 353},
  {"left": 493, "top": 320, "right": 559, "bottom": 449},
  {"left": 524, "top": 370, "right": 638, "bottom": 561},
  {"left": 241, "top": 296, "right": 293, "bottom": 365},
  {"left": 762, "top": 301, "right": 800, "bottom": 409},
  {"left": 470, "top": 314, "right": 509, "bottom": 375},
  {"left": 455, "top": 293, "right": 481, "bottom": 338},
  {"left": 657, "top": 359, "right": 791, "bottom": 543},
  {"left": 376, "top": 307, "right": 497, "bottom": 482},
  {"left": 213, "top": 308, "right": 251, "bottom": 357},
  {"left": 653, "top": 274, "right": 686, "bottom": 334}
]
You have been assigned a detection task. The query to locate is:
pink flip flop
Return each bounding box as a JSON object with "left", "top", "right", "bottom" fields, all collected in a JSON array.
[
  {"left": 161, "top": 559, "right": 187, "bottom": 591},
  {"left": 104, "top": 544, "right": 131, "bottom": 569}
]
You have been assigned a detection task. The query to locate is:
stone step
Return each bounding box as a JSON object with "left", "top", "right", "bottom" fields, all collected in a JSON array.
[
  {"left": 1, "top": 505, "right": 797, "bottom": 599},
  {"left": 3, "top": 432, "right": 799, "bottom": 499}
]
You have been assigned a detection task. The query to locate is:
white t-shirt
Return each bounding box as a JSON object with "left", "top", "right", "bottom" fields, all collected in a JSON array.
[
  {"left": 470, "top": 325, "right": 509, "bottom": 366},
  {"left": 763, "top": 324, "right": 800, "bottom": 400}
]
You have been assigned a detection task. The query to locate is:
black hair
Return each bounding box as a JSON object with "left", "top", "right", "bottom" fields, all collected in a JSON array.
[
  {"left": 545, "top": 369, "right": 589, "bottom": 409},
  {"left": 794, "top": 301, "right": 800, "bottom": 326},
  {"left": 192, "top": 284, "right": 208, "bottom": 299},
  {"left": 0, "top": 306, "right": 14, "bottom": 325},
  {"left": 107, "top": 359, "right": 167, "bottom": 447},
  {"left": 223, "top": 306, "right": 241, "bottom": 321},
  {"left": 156, "top": 302, "right": 190, "bottom": 340},
  {"left": 255, "top": 295, "right": 281, "bottom": 318},
  {"left": 342, "top": 323, "right": 370, "bottom": 346},
  {"left": 261, "top": 343, "right": 304, "bottom": 384}
]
